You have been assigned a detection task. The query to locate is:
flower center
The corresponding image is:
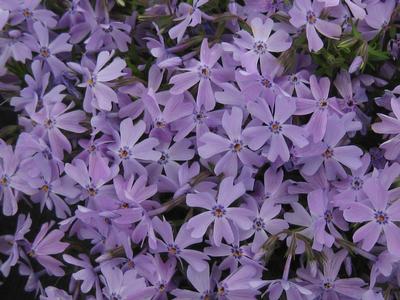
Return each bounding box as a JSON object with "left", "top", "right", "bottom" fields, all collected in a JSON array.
[
  {"left": 201, "top": 292, "right": 211, "bottom": 300},
  {"left": 261, "top": 78, "right": 273, "bottom": 88},
  {"left": 374, "top": 210, "right": 388, "bottom": 224},
  {"left": 306, "top": 11, "right": 317, "bottom": 24},
  {"left": 324, "top": 211, "right": 333, "bottom": 223},
  {"left": 22, "top": 9, "right": 32, "bottom": 18},
  {"left": 120, "top": 202, "right": 129, "bottom": 209},
  {"left": 323, "top": 147, "right": 334, "bottom": 159},
  {"left": 39, "top": 47, "right": 50, "bottom": 58},
  {"left": 323, "top": 281, "right": 334, "bottom": 289},
  {"left": 155, "top": 118, "right": 166, "bottom": 128},
  {"left": 217, "top": 286, "right": 226, "bottom": 296},
  {"left": 167, "top": 243, "right": 181, "bottom": 255},
  {"left": 231, "top": 245, "right": 243, "bottom": 259},
  {"left": 158, "top": 282, "right": 166, "bottom": 292},
  {"left": 253, "top": 41, "right": 268, "bottom": 54},
  {"left": 253, "top": 217, "right": 265, "bottom": 231},
  {"left": 318, "top": 99, "right": 328, "bottom": 109},
  {"left": 158, "top": 152, "right": 169, "bottom": 165},
  {"left": 268, "top": 121, "right": 282, "bottom": 134},
  {"left": 0, "top": 175, "right": 9, "bottom": 186},
  {"left": 44, "top": 118, "right": 55, "bottom": 129},
  {"left": 86, "top": 185, "right": 98, "bottom": 197},
  {"left": 41, "top": 184, "right": 50, "bottom": 192},
  {"left": 199, "top": 66, "right": 210, "bottom": 78},
  {"left": 351, "top": 177, "right": 363, "bottom": 190},
  {"left": 102, "top": 25, "right": 113, "bottom": 33},
  {"left": 118, "top": 147, "right": 130, "bottom": 159},
  {"left": 212, "top": 205, "right": 226, "bottom": 218},
  {"left": 194, "top": 111, "right": 207, "bottom": 123},
  {"left": 87, "top": 77, "right": 96, "bottom": 87},
  {"left": 231, "top": 139, "right": 243, "bottom": 152},
  {"left": 290, "top": 75, "right": 298, "bottom": 84},
  {"left": 88, "top": 144, "right": 96, "bottom": 153}
]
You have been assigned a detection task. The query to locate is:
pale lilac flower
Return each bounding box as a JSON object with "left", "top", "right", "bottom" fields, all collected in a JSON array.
[
  {"left": 63, "top": 254, "right": 102, "bottom": 298},
  {"left": 0, "top": 144, "right": 34, "bottom": 215},
  {"left": 228, "top": 17, "right": 292, "bottom": 71},
  {"left": 244, "top": 96, "right": 309, "bottom": 162},
  {"left": 244, "top": 197, "right": 289, "bottom": 253},
  {"left": 344, "top": 176, "right": 400, "bottom": 256},
  {"left": 216, "top": 265, "right": 265, "bottom": 299},
  {"left": 108, "top": 118, "right": 160, "bottom": 175},
  {"left": 100, "top": 264, "right": 154, "bottom": 300},
  {"left": 371, "top": 97, "right": 400, "bottom": 160},
  {"left": 171, "top": 265, "right": 214, "bottom": 300},
  {"left": 297, "top": 248, "right": 366, "bottom": 299},
  {"left": 153, "top": 217, "right": 209, "bottom": 272},
  {"left": 296, "top": 75, "right": 340, "bottom": 142},
  {"left": 169, "top": 0, "right": 209, "bottom": 42},
  {"left": 0, "top": 214, "right": 31, "bottom": 276},
  {"left": 170, "top": 39, "right": 222, "bottom": 110},
  {"left": 7, "top": 1, "right": 57, "bottom": 28},
  {"left": 40, "top": 287, "right": 71, "bottom": 300},
  {"left": 27, "top": 22, "right": 72, "bottom": 76},
  {"left": 186, "top": 176, "right": 252, "bottom": 246},
  {"left": 298, "top": 114, "right": 363, "bottom": 179},
  {"left": 198, "top": 107, "right": 263, "bottom": 176},
  {"left": 26, "top": 222, "right": 69, "bottom": 276},
  {"left": 85, "top": 21, "right": 131, "bottom": 52},
  {"left": 68, "top": 50, "right": 126, "bottom": 111},
  {"left": 289, "top": 0, "right": 342, "bottom": 52},
  {"left": 28, "top": 161, "right": 80, "bottom": 218},
  {"left": 30, "top": 102, "right": 86, "bottom": 159},
  {"left": 64, "top": 157, "right": 117, "bottom": 200}
]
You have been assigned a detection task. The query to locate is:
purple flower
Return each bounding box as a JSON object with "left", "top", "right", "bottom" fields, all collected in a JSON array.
[
  {"left": 85, "top": 21, "right": 131, "bottom": 52},
  {"left": 228, "top": 17, "right": 292, "bottom": 71},
  {"left": 198, "top": 107, "right": 263, "bottom": 176},
  {"left": 10, "top": 61, "right": 64, "bottom": 112},
  {"left": 0, "top": 144, "right": 34, "bottom": 215},
  {"left": 64, "top": 157, "right": 117, "bottom": 200},
  {"left": 186, "top": 176, "right": 252, "bottom": 246},
  {"left": 297, "top": 248, "right": 366, "bottom": 299},
  {"left": 169, "top": 0, "right": 209, "bottom": 42},
  {"left": 135, "top": 254, "right": 177, "bottom": 298},
  {"left": 296, "top": 75, "right": 340, "bottom": 142},
  {"left": 7, "top": 1, "right": 57, "bottom": 28},
  {"left": 63, "top": 254, "right": 102, "bottom": 298},
  {"left": 26, "top": 222, "right": 69, "bottom": 276},
  {"left": 216, "top": 265, "right": 265, "bottom": 299},
  {"left": 372, "top": 97, "right": 400, "bottom": 160},
  {"left": 28, "top": 160, "right": 80, "bottom": 218},
  {"left": 68, "top": 50, "right": 126, "bottom": 111},
  {"left": 245, "top": 196, "right": 289, "bottom": 253},
  {"left": 297, "top": 114, "right": 363, "bottom": 179},
  {"left": 243, "top": 96, "right": 309, "bottom": 162},
  {"left": 30, "top": 102, "right": 86, "bottom": 159},
  {"left": 0, "top": 214, "right": 31, "bottom": 276},
  {"left": 289, "top": 0, "right": 342, "bottom": 52},
  {"left": 108, "top": 118, "right": 160, "bottom": 175},
  {"left": 153, "top": 217, "right": 209, "bottom": 271},
  {"left": 344, "top": 176, "right": 400, "bottom": 256},
  {"left": 0, "top": 29, "right": 33, "bottom": 74},
  {"left": 170, "top": 39, "right": 222, "bottom": 110},
  {"left": 171, "top": 265, "right": 214, "bottom": 299},
  {"left": 333, "top": 153, "right": 371, "bottom": 208},
  {"left": 40, "top": 287, "right": 71, "bottom": 300},
  {"left": 100, "top": 264, "right": 154, "bottom": 300},
  {"left": 27, "top": 22, "right": 72, "bottom": 76}
]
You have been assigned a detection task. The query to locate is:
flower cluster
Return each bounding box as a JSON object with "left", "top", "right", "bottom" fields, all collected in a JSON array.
[{"left": 0, "top": 0, "right": 400, "bottom": 299}]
